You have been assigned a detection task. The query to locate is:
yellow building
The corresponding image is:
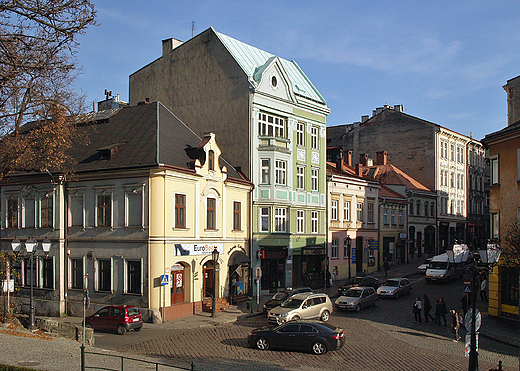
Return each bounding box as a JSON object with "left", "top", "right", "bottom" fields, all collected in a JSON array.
[{"left": 482, "top": 75, "right": 520, "bottom": 317}]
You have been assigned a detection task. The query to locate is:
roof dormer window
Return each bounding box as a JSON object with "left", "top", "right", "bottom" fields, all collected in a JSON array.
[{"left": 208, "top": 150, "right": 214, "bottom": 171}]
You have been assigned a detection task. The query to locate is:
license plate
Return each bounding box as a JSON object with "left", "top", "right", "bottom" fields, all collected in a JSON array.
[{"left": 132, "top": 318, "right": 139, "bottom": 322}]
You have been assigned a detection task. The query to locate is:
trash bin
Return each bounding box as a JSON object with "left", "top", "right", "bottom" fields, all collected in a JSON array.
[{"left": 246, "top": 297, "right": 253, "bottom": 311}]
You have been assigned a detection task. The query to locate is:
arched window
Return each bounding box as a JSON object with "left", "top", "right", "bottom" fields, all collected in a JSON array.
[
  {"left": 424, "top": 202, "right": 428, "bottom": 217},
  {"left": 208, "top": 150, "right": 215, "bottom": 171},
  {"left": 416, "top": 201, "right": 421, "bottom": 216}
]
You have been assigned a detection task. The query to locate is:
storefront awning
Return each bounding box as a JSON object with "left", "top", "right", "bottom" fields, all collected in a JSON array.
[{"left": 228, "top": 251, "right": 250, "bottom": 266}]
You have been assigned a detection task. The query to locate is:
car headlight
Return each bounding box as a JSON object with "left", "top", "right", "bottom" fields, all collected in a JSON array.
[{"left": 279, "top": 313, "right": 288, "bottom": 317}]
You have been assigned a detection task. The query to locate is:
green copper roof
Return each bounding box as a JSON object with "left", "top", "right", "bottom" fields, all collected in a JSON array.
[{"left": 213, "top": 28, "right": 327, "bottom": 106}]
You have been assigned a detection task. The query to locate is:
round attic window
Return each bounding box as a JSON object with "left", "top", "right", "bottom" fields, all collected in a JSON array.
[{"left": 271, "top": 75, "right": 278, "bottom": 88}]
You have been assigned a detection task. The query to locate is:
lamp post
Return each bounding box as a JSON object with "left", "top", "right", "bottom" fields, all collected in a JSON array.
[
  {"left": 211, "top": 247, "right": 219, "bottom": 318},
  {"left": 11, "top": 238, "right": 50, "bottom": 331},
  {"left": 346, "top": 236, "right": 352, "bottom": 279},
  {"left": 466, "top": 242, "right": 500, "bottom": 371}
]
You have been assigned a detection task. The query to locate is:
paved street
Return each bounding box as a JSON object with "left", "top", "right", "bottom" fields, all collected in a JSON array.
[
  {"left": 115, "top": 274, "right": 518, "bottom": 371},
  {"left": 1, "top": 263, "right": 518, "bottom": 371}
]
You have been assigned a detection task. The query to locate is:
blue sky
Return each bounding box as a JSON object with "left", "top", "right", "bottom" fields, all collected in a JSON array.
[{"left": 74, "top": 1, "right": 520, "bottom": 140}]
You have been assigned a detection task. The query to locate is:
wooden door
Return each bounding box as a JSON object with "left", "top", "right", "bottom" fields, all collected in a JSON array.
[
  {"left": 203, "top": 267, "right": 214, "bottom": 298},
  {"left": 171, "top": 269, "right": 185, "bottom": 304}
]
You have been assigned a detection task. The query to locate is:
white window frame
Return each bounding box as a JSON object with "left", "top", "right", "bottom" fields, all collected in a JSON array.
[
  {"left": 398, "top": 209, "right": 404, "bottom": 225},
  {"left": 94, "top": 186, "right": 114, "bottom": 228},
  {"left": 383, "top": 208, "right": 389, "bottom": 224},
  {"left": 68, "top": 187, "right": 86, "bottom": 228},
  {"left": 39, "top": 193, "right": 54, "bottom": 229},
  {"left": 39, "top": 256, "right": 55, "bottom": 290},
  {"left": 297, "top": 122, "right": 305, "bottom": 146},
  {"left": 296, "top": 165, "right": 305, "bottom": 190},
  {"left": 367, "top": 202, "right": 374, "bottom": 223},
  {"left": 274, "top": 207, "right": 287, "bottom": 233},
  {"left": 260, "top": 207, "right": 270, "bottom": 232},
  {"left": 311, "top": 168, "right": 319, "bottom": 192},
  {"left": 258, "top": 112, "right": 286, "bottom": 138},
  {"left": 297, "top": 210, "right": 304, "bottom": 233},
  {"left": 311, "top": 211, "right": 319, "bottom": 233},
  {"left": 344, "top": 201, "right": 351, "bottom": 221},
  {"left": 275, "top": 160, "right": 287, "bottom": 186},
  {"left": 311, "top": 126, "right": 319, "bottom": 150},
  {"left": 124, "top": 184, "right": 145, "bottom": 228},
  {"left": 261, "top": 159, "right": 270, "bottom": 184},
  {"left": 490, "top": 155, "right": 499, "bottom": 185},
  {"left": 391, "top": 209, "right": 397, "bottom": 225},
  {"left": 331, "top": 200, "right": 338, "bottom": 221},
  {"left": 69, "top": 256, "right": 85, "bottom": 290},
  {"left": 357, "top": 202, "right": 363, "bottom": 222},
  {"left": 331, "top": 239, "right": 339, "bottom": 259}
]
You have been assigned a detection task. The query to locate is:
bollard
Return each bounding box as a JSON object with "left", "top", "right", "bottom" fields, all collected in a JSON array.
[
  {"left": 191, "top": 361, "right": 196, "bottom": 371},
  {"left": 80, "top": 345, "right": 85, "bottom": 371}
]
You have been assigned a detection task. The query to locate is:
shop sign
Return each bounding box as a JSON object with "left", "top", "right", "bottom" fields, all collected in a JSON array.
[
  {"left": 303, "top": 248, "right": 325, "bottom": 255},
  {"left": 175, "top": 243, "right": 224, "bottom": 256},
  {"left": 256, "top": 249, "right": 288, "bottom": 259}
]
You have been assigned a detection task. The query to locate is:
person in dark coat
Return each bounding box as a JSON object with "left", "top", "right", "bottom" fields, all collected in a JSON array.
[
  {"left": 384, "top": 259, "right": 389, "bottom": 277},
  {"left": 439, "top": 297, "right": 448, "bottom": 326},
  {"left": 434, "top": 299, "right": 442, "bottom": 327},
  {"left": 423, "top": 294, "right": 434, "bottom": 323},
  {"left": 413, "top": 296, "right": 423, "bottom": 323}
]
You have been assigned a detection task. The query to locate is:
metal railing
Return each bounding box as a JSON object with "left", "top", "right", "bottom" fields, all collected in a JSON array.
[{"left": 81, "top": 347, "right": 195, "bottom": 371}]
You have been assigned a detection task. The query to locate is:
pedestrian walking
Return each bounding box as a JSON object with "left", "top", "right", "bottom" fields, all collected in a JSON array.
[
  {"left": 413, "top": 296, "right": 423, "bottom": 323},
  {"left": 461, "top": 293, "right": 471, "bottom": 317},
  {"left": 423, "top": 294, "right": 434, "bottom": 323},
  {"left": 439, "top": 297, "right": 448, "bottom": 326},
  {"left": 434, "top": 299, "right": 442, "bottom": 326},
  {"left": 480, "top": 275, "right": 488, "bottom": 302},
  {"left": 450, "top": 309, "right": 461, "bottom": 341},
  {"left": 384, "top": 259, "right": 389, "bottom": 277}
]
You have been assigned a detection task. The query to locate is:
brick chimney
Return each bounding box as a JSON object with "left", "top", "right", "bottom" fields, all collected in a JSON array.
[
  {"left": 355, "top": 164, "right": 364, "bottom": 177},
  {"left": 376, "top": 151, "right": 388, "bottom": 165},
  {"left": 346, "top": 150, "right": 352, "bottom": 166},
  {"left": 336, "top": 149, "right": 343, "bottom": 171},
  {"left": 359, "top": 153, "right": 368, "bottom": 166}
]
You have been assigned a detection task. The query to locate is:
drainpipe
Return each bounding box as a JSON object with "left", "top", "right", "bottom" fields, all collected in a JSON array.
[{"left": 63, "top": 177, "right": 69, "bottom": 315}]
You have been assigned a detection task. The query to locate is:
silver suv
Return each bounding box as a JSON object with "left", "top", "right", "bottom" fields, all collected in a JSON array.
[{"left": 267, "top": 293, "right": 333, "bottom": 324}]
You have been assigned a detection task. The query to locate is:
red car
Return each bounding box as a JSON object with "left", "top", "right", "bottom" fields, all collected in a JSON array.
[{"left": 85, "top": 305, "right": 143, "bottom": 335}]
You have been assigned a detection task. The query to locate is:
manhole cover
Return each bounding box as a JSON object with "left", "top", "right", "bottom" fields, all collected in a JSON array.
[{"left": 18, "top": 361, "right": 40, "bottom": 366}]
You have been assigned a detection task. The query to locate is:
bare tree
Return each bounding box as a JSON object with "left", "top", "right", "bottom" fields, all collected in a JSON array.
[
  {"left": 0, "top": 0, "right": 96, "bottom": 177},
  {"left": 502, "top": 218, "right": 520, "bottom": 268}
]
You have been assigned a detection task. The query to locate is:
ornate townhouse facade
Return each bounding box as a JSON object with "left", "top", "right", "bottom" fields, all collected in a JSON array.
[
  {"left": 328, "top": 105, "right": 487, "bottom": 253},
  {"left": 129, "top": 28, "right": 330, "bottom": 292},
  {"left": 1, "top": 102, "right": 253, "bottom": 321}
]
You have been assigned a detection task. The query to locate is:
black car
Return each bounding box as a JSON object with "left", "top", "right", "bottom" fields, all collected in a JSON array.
[
  {"left": 248, "top": 320, "right": 346, "bottom": 355},
  {"left": 263, "top": 287, "right": 313, "bottom": 313},
  {"left": 338, "top": 276, "right": 379, "bottom": 296}
]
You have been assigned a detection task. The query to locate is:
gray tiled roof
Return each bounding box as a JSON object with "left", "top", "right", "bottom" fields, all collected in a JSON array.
[{"left": 69, "top": 102, "right": 244, "bottom": 180}]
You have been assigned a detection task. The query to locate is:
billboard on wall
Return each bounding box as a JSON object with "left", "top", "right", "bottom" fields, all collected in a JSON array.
[{"left": 174, "top": 243, "right": 224, "bottom": 256}]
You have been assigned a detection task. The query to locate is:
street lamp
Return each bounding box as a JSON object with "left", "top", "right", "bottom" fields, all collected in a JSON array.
[
  {"left": 346, "top": 236, "right": 352, "bottom": 279},
  {"left": 211, "top": 247, "right": 219, "bottom": 318},
  {"left": 11, "top": 237, "right": 46, "bottom": 331},
  {"left": 466, "top": 241, "right": 501, "bottom": 371}
]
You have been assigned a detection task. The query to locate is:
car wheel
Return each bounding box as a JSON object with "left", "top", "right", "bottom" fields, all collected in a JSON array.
[
  {"left": 117, "top": 324, "right": 127, "bottom": 335},
  {"left": 355, "top": 304, "right": 361, "bottom": 312},
  {"left": 374, "top": 299, "right": 379, "bottom": 307},
  {"left": 395, "top": 292, "right": 399, "bottom": 299},
  {"left": 320, "top": 310, "right": 330, "bottom": 321},
  {"left": 256, "top": 337, "right": 270, "bottom": 350},
  {"left": 292, "top": 315, "right": 300, "bottom": 320},
  {"left": 85, "top": 322, "right": 93, "bottom": 330},
  {"left": 311, "top": 341, "right": 327, "bottom": 355}
]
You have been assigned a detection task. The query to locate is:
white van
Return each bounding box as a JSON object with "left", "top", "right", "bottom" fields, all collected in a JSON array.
[{"left": 425, "top": 245, "right": 469, "bottom": 283}]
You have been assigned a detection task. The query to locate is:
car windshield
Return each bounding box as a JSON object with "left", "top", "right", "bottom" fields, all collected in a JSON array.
[
  {"left": 126, "top": 307, "right": 140, "bottom": 316},
  {"left": 345, "top": 289, "right": 363, "bottom": 297},
  {"left": 429, "top": 261, "right": 448, "bottom": 269},
  {"left": 281, "top": 298, "right": 303, "bottom": 308},
  {"left": 272, "top": 292, "right": 289, "bottom": 301},
  {"left": 384, "top": 280, "right": 399, "bottom": 287},
  {"left": 346, "top": 277, "right": 362, "bottom": 285}
]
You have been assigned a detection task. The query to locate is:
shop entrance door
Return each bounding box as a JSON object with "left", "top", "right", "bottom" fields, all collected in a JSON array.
[
  {"left": 203, "top": 267, "right": 214, "bottom": 298},
  {"left": 171, "top": 268, "right": 185, "bottom": 304}
]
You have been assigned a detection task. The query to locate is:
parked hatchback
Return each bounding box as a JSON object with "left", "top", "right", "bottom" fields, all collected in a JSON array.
[
  {"left": 337, "top": 276, "right": 379, "bottom": 296},
  {"left": 263, "top": 287, "right": 313, "bottom": 313},
  {"left": 377, "top": 278, "right": 412, "bottom": 299},
  {"left": 267, "top": 293, "right": 333, "bottom": 324},
  {"left": 85, "top": 305, "right": 143, "bottom": 335},
  {"left": 248, "top": 320, "right": 346, "bottom": 355},
  {"left": 335, "top": 286, "right": 378, "bottom": 312}
]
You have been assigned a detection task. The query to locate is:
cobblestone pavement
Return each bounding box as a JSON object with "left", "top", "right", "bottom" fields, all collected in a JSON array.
[{"left": 120, "top": 315, "right": 517, "bottom": 371}]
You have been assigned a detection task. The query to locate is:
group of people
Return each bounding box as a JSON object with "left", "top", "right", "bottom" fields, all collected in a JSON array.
[{"left": 412, "top": 294, "right": 464, "bottom": 342}]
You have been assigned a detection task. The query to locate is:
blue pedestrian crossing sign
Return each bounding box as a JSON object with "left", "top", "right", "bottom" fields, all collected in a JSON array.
[
  {"left": 464, "top": 286, "right": 471, "bottom": 293},
  {"left": 160, "top": 275, "right": 169, "bottom": 285}
]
